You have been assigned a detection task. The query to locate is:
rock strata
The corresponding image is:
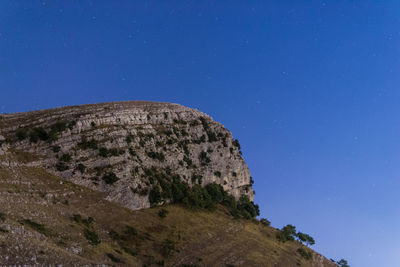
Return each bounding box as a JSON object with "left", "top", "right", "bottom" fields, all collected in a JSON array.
[{"left": 0, "top": 101, "right": 254, "bottom": 210}]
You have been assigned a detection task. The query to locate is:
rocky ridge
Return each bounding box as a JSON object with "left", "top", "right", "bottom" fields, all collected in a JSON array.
[{"left": 0, "top": 101, "right": 253, "bottom": 210}]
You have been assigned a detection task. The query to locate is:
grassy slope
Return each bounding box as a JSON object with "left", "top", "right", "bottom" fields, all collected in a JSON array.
[{"left": 0, "top": 166, "right": 336, "bottom": 266}]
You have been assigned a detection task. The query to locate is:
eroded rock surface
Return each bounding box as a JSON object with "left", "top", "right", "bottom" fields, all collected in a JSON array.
[{"left": 0, "top": 101, "right": 253, "bottom": 210}]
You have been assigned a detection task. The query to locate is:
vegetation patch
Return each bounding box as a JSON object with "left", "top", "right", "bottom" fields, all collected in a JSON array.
[
  {"left": 125, "top": 134, "right": 134, "bottom": 144},
  {"left": 143, "top": 167, "right": 259, "bottom": 219},
  {"left": 297, "top": 248, "right": 312, "bottom": 260},
  {"left": 147, "top": 151, "right": 165, "bottom": 162},
  {"left": 260, "top": 218, "right": 271, "bottom": 226},
  {"left": 19, "top": 219, "right": 50, "bottom": 236},
  {"left": 102, "top": 172, "right": 119, "bottom": 185},
  {"left": 77, "top": 137, "right": 98, "bottom": 150},
  {"left": 160, "top": 238, "right": 178, "bottom": 257},
  {"left": 76, "top": 163, "right": 86, "bottom": 173},
  {"left": 59, "top": 153, "right": 72, "bottom": 162},
  {"left": 17, "top": 121, "right": 70, "bottom": 143},
  {"left": 83, "top": 228, "right": 101, "bottom": 246},
  {"left": 99, "top": 147, "right": 125, "bottom": 157},
  {"left": 276, "top": 224, "right": 315, "bottom": 246},
  {"left": 158, "top": 209, "right": 168, "bottom": 219},
  {"left": 198, "top": 151, "right": 211, "bottom": 166},
  {"left": 56, "top": 162, "right": 69, "bottom": 171},
  {"left": 72, "top": 214, "right": 94, "bottom": 227},
  {"left": 106, "top": 253, "right": 123, "bottom": 263}
]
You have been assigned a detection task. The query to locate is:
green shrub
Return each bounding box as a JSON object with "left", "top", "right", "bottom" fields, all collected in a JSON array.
[
  {"left": 276, "top": 224, "right": 297, "bottom": 242},
  {"left": 140, "top": 167, "right": 259, "bottom": 220},
  {"left": 160, "top": 239, "right": 177, "bottom": 257},
  {"left": 16, "top": 128, "right": 28, "bottom": 141},
  {"left": 52, "top": 145, "right": 61, "bottom": 153},
  {"left": 232, "top": 139, "right": 241, "bottom": 149},
  {"left": 235, "top": 195, "right": 260, "bottom": 219},
  {"left": 106, "top": 253, "right": 122, "bottom": 263},
  {"left": 297, "top": 248, "right": 312, "bottom": 260},
  {"left": 83, "top": 228, "right": 100, "bottom": 245},
  {"left": 336, "top": 259, "right": 350, "bottom": 267},
  {"left": 0, "top": 213, "right": 5, "bottom": 222},
  {"left": 158, "top": 209, "right": 169, "bottom": 218},
  {"left": 19, "top": 219, "right": 49, "bottom": 236},
  {"left": 214, "top": 171, "right": 221, "bottom": 177},
  {"left": 108, "top": 229, "right": 121, "bottom": 240},
  {"left": 171, "top": 178, "right": 190, "bottom": 203},
  {"left": 29, "top": 127, "right": 49, "bottom": 143},
  {"left": 250, "top": 177, "right": 255, "bottom": 185},
  {"left": 276, "top": 231, "right": 287, "bottom": 242},
  {"left": 199, "top": 151, "right": 211, "bottom": 165},
  {"left": 125, "top": 134, "right": 134, "bottom": 144},
  {"left": 189, "top": 120, "right": 199, "bottom": 126},
  {"left": 108, "top": 148, "right": 121, "bottom": 156},
  {"left": 122, "top": 246, "right": 138, "bottom": 256},
  {"left": 181, "top": 129, "right": 188, "bottom": 136},
  {"left": 185, "top": 184, "right": 215, "bottom": 210},
  {"left": 72, "top": 214, "right": 82, "bottom": 223},
  {"left": 99, "top": 147, "right": 108, "bottom": 157},
  {"left": 205, "top": 183, "right": 226, "bottom": 203},
  {"left": 77, "top": 163, "right": 86, "bottom": 173},
  {"left": 129, "top": 148, "right": 136, "bottom": 156},
  {"left": 72, "top": 214, "right": 94, "bottom": 227},
  {"left": 123, "top": 225, "right": 137, "bottom": 238},
  {"left": 191, "top": 175, "right": 202, "bottom": 185},
  {"left": 207, "top": 131, "right": 218, "bottom": 142},
  {"left": 260, "top": 218, "right": 271, "bottom": 226},
  {"left": 67, "top": 120, "right": 76, "bottom": 130},
  {"left": 60, "top": 153, "right": 72, "bottom": 162},
  {"left": 56, "top": 162, "right": 69, "bottom": 171},
  {"left": 78, "top": 137, "right": 98, "bottom": 150},
  {"left": 149, "top": 187, "right": 162, "bottom": 205},
  {"left": 183, "top": 155, "right": 193, "bottom": 167},
  {"left": 147, "top": 151, "right": 165, "bottom": 162},
  {"left": 102, "top": 172, "right": 119, "bottom": 185},
  {"left": 50, "top": 121, "right": 67, "bottom": 133},
  {"left": 199, "top": 117, "right": 209, "bottom": 130},
  {"left": 297, "top": 232, "right": 315, "bottom": 246}
]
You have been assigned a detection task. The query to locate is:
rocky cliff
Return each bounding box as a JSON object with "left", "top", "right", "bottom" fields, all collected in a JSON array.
[
  {"left": 0, "top": 101, "right": 253, "bottom": 210},
  {"left": 0, "top": 101, "right": 340, "bottom": 266}
]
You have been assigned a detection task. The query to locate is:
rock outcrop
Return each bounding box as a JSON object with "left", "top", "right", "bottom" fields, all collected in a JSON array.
[{"left": 0, "top": 101, "right": 253, "bottom": 210}]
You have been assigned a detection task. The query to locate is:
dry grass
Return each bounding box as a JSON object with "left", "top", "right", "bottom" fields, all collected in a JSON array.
[{"left": 0, "top": 166, "right": 335, "bottom": 266}]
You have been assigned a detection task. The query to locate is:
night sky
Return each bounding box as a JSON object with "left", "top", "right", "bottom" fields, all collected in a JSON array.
[{"left": 1, "top": 1, "right": 400, "bottom": 266}]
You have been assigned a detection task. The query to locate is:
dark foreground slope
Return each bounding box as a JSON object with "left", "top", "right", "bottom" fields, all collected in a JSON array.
[{"left": 0, "top": 165, "right": 335, "bottom": 266}]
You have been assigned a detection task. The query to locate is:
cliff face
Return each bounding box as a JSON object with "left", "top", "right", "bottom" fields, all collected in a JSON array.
[{"left": 0, "top": 101, "right": 253, "bottom": 210}]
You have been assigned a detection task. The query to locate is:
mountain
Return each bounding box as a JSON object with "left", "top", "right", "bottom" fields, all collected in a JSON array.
[{"left": 0, "top": 101, "right": 337, "bottom": 266}]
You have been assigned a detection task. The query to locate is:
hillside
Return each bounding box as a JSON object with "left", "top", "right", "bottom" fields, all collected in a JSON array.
[
  {"left": 0, "top": 165, "right": 336, "bottom": 266},
  {"left": 0, "top": 101, "right": 338, "bottom": 266}
]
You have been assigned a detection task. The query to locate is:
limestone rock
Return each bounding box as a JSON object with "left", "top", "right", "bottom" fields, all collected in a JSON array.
[{"left": 0, "top": 101, "right": 254, "bottom": 210}]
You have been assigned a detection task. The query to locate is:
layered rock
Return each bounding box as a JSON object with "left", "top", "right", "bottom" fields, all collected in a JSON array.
[{"left": 0, "top": 101, "right": 253, "bottom": 210}]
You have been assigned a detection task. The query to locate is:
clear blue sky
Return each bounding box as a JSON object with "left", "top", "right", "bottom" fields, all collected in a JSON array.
[{"left": 1, "top": 1, "right": 399, "bottom": 266}]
